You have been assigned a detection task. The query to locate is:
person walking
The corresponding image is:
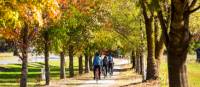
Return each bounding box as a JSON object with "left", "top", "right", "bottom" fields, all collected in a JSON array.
[
  {"left": 102, "top": 56, "right": 108, "bottom": 77},
  {"left": 93, "top": 52, "right": 101, "bottom": 80}
]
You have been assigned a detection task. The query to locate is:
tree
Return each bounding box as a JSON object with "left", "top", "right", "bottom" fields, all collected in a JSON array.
[
  {"left": 156, "top": 0, "right": 200, "bottom": 86},
  {"left": 0, "top": 1, "right": 46, "bottom": 86},
  {"left": 139, "top": 0, "right": 158, "bottom": 80},
  {"left": 107, "top": 1, "right": 146, "bottom": 76},
  {"left": 32, "top": 0, "right": 61, "bottom": 84},
  {"left": 139, "top": 0, "right": 168, "bottom": 80},
  {"left": 58, "top": 0, "right": 97, "bottom": 76}
]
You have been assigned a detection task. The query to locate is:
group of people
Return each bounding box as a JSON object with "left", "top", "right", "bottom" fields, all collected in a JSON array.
[{"left": 93, "top": 52, "right": 114, "bottom": 80}]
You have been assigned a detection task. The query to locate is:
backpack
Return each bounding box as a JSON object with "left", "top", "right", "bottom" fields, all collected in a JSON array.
[
  {"left": 103, "top": 57, "right": 108, "bottom": 64},
  {"left": 108, "top": 56, "right": 113, "bottom": 62}
]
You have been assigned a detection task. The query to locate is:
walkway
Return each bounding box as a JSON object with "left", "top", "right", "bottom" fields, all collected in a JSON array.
[{"left": 47, "top": 59, "right": 143, "bottom": 87}]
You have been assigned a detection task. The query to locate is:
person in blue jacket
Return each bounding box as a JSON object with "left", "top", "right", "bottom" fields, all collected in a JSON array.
[{"left": 93, "top": 52, "right": 101, "bottom": 79}]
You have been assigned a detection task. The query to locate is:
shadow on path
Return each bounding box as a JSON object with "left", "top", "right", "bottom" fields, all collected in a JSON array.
[
  {"left": 113, "top": 68, "right": 132, "bottom": 72},
  {"left": 119, "top": 82, "right": 143, "bottom": 87},
  {"left": 65, "top": 82, "right": 107, "bottom": 85}
]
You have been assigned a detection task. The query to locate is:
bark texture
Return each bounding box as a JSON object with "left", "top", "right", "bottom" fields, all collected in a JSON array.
[
  {"left": 79, "top": 55, "right": 83, "bottom": 74},
  {"left": 145, "top": 18, "right": 158, "bottom": 80},
  {"left": 139, "top": 48, "right": 145, "bottom": 81},
  {"left": 131, "top": 50, "right": 136, "bottom": 69},
  {"left": 60, "top": 51, "right": 65, "bottom": 79},
  {"left": 69, "top": 45, "right": 74, "bottom": 77},
  {"left": 84, "top": 53, "right": 89, "bottom": 73},
  {"left": 20, "top": 23, "right": 29, "bottom": 87},
  {"left": 167, "top": 1, "right": 191, "bottom": 87},
  {"left": 140, "top": 0, "right": 158, "bottom": 80},
  {"left": 44, "top": 31, "right": 50, "bottom": 85},
  {"left": 154, "top": 17, "right": 165, "bottom": 78},
  {"left": 135, "top": 50, "right": 141, "bottom": 73},
  {"left": 20, "top": 24, "right": 29, "bottom": 87}
]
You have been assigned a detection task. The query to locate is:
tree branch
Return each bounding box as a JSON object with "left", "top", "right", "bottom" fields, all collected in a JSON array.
[
  {"left": 113, "top": 28, "right": 135, "bottom": 46},
  {"left": 28, "top": 30, "right": 36, "bottom": 41},
  {"left": 140, "top": 0, "right": 149, "bottom": 20},
  {"left": 13, "top": 41, "right": 23, "bottom": 60},
  {"left": 157, "top": 10, "right": 169, "bottom": 46},
  {"left": 190, "top": 0, "right": 197, "bottom": 9},
  {"left": 17, "top": 52, "right": 23, "bottom": 60},
  {"left": 190, "top": 5, "right": 200, "bottom": 13}
]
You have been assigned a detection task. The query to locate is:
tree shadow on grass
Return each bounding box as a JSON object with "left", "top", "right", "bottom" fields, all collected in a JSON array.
[
  {"left": 0, "top": 62, "right": 79, "bottom": 85},
  {"left": 0, "top": 66, "right": 10, "bottom": 71}
]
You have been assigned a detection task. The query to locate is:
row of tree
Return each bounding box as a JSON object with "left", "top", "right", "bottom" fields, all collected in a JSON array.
[
  {"left": 0, "top": 0, "right": 139, "bottom": 86},
  {"left": 0, "top": 0, "right": 199, "bottom": 87}
]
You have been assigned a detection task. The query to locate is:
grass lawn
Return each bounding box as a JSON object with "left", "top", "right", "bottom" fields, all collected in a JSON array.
[
  {"left": 160, "top": 55, "right": 200, "bottom": 87},
  {"left": 0, "top": 55, "right": 85, "bottom": 87}
]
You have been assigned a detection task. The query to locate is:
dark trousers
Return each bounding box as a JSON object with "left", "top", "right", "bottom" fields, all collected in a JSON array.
[
  {"left": 93, "top": 65, "right": 101, "bottom": 79},
  {"left": 108, "top": 62, "right": 113, "bottom": 74},
  {"left": 103, "top": 64, "right": 108, "bottom": 76}
]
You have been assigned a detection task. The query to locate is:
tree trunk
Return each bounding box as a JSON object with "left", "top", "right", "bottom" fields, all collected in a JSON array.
[
  {"left": 140, "top": 0, "right": 158, "bottom": 80},
  {"left": 89, "top": 55, "right": 93, "bottom": 71},
  {"left": 145, "top": 18, "right": 158, "bottom": 80},
  {"left": 79, "top": 55, "right": 83, "bottom": 74},
  {"left": 20, "top": 23, "right": 28, "bottom": 87},
  {"left": 139, "top": 47, "right": 145, "bottom": 81},
  {"left": 167, "top": 1, "right": 190, "bottom": 87},
  {"left": 44, "top": 31, "right": 50, "bottom": 85},
  {"left": 69, "top": 45, "right": 74, "bottom": 77},
  {"left": 154, "top": 17, "right": 165, "bottom": 79},
  {"left": 135, "top": 52, "right": 138, "bottom": 73},
  {"left": 136, "top": 50, "right": 141, "bottom": 73},
  {"left": 60, "top": 51, "right": 65, "bottom": 79},
  {"left": 84, "top": 53, "right": 89, "bottom": 73},
  {"left": 20, "top": 54, "right": 28, "bottom": 87},
  {"left": 131, "top": 50, "right": 136, "bottom": 69}
]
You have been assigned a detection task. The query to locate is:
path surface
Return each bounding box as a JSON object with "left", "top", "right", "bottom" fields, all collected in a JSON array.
[{"left": 47, "top": 58, "right": 143, "bottom": 87}]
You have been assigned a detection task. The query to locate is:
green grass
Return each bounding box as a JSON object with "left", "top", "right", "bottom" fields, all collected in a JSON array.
[
  {"left": 160, "top": 55, "right": 200, "bottom": 87},
  {"left": 0, "top": 56, "right": 85, "bottom": 87}
]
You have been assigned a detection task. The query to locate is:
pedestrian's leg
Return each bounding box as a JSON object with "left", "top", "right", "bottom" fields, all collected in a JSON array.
[
  {"left": 111, "top": 63, "right": 113, "bottom": 75},
  {"left": 98, "top": 66, "right": 101, "bottom": 79},
  {"left": 108, "top": 63, "right": 111, "bottom": 75},
  {"left": 105, "top": 65, "right": 107, "bottom": 76},
  {"left": 93, "top": 66, "right": 96, "bottom": 80}
]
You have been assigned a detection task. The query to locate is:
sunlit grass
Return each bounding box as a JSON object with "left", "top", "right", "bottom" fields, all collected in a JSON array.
[{"left": 0, "top": 56, "right": 84, "bottom": 87}]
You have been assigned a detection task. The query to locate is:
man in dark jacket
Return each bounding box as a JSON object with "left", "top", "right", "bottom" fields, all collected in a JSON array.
[{"left": 102, "top": 56, "right": 108, "bottom": 76}]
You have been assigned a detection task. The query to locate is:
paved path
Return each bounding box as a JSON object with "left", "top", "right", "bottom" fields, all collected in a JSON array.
[
  {"left": 48, "top": 58, "right": 143, "bottom": 87},
  {"left": 77, "top": 59, "right": 128, "bottom": 87}
]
